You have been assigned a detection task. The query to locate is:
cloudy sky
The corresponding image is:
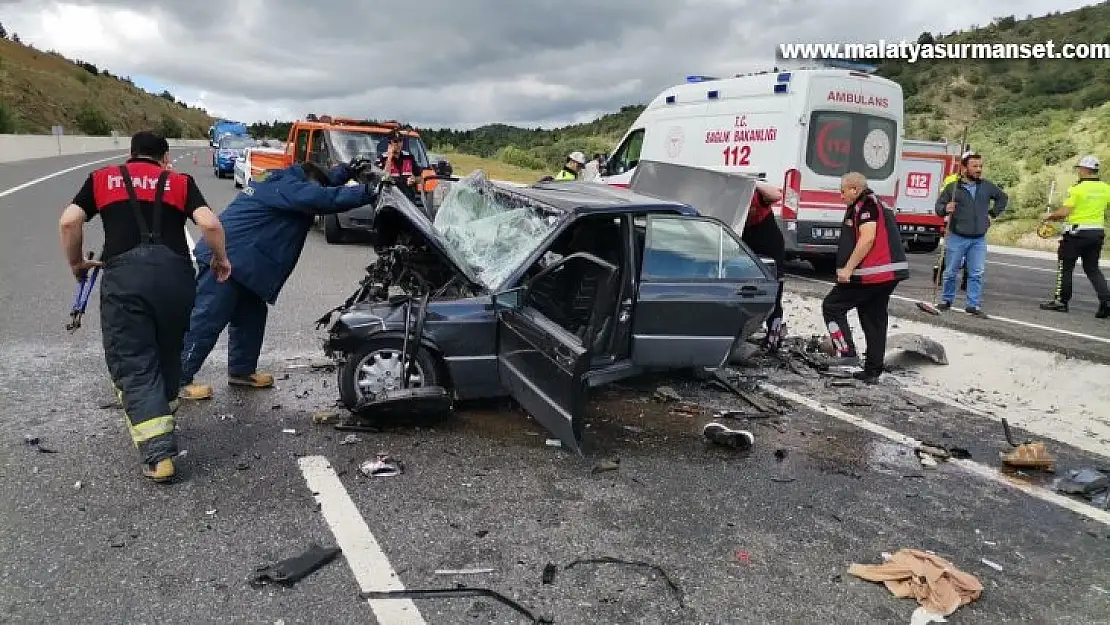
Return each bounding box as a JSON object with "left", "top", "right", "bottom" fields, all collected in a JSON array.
[{"left": 0, "top": 0, "right": 1096, "bottom": 129}]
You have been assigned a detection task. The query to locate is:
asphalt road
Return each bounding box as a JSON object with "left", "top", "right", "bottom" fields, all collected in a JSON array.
[
  {"left": 1, "top": 151, "right": 1108, "bottom": 624},
  {"left": 782, "top": 248, "right": 1110, "bottom": 364}
]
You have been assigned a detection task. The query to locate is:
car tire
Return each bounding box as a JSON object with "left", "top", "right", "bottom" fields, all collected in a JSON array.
[
  {"left": 337, "top": 337, "right": 443, "bottom": 411},
  {"left": 810, "top": 257, "right": 837, "bottom": 274},
  {"left": 323, "top": 214, "right": 347, "bottom": 244}
]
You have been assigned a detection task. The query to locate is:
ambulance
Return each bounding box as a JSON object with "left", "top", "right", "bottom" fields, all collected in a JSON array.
[
  {"left": 600, "top": 67, "right": 904, "bottom": 273},
  {"left": 891, "top": 138, "right": 963, "bottom": 253}
]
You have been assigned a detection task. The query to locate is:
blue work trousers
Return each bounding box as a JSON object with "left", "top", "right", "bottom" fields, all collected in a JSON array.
[{"left": 180, "top": 262, "right": 269, "bottom": 385}]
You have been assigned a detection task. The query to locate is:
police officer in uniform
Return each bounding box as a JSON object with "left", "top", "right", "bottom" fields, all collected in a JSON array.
[
  {"left": 58, "top": 131, "right": 230, "bottom": 482},
  {"left": 742, "top": 180, "right": 788, "bottom": 351},
  {"left": 553, "top": 151, "right": 586, "bottom": 181},
  {"left": 1039, "top": 155, "right": 1110, "bottom": 318},
  {"left": 822, "top": 172, "right": 910, "bottom": 382}
]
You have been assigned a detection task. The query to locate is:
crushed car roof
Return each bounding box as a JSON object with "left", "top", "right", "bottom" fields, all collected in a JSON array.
[{"left": 501, "top": 181, "right": 700, "bottom": 216}]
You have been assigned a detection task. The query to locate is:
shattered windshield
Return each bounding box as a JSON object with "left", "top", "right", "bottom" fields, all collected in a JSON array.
[
  {"left": 433, "top": 171, "right": 562, "bottom": 290},
  {"left": 328, "top": 130, "right": 386, "bottom": 162}
]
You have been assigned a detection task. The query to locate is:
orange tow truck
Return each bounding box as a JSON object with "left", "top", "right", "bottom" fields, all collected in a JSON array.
[{"left": 249, "top": 115, "right": 446, "bottom": 243}]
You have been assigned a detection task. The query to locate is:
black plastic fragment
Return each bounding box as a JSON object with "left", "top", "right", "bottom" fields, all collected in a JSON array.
[
  {"left": 250, "top": 544, "right": 342, "bottom": 588},
  {"left": 541, "top": 562, "right": 557, "bottom": 585}
]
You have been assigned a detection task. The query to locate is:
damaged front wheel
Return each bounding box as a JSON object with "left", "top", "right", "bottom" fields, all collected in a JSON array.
[{"left": 337, "top": 338, "right": 442, "bottom": 410}]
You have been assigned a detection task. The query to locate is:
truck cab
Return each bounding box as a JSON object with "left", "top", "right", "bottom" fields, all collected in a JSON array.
[{"left": 247, "top": 116, "right": 439, "bottom": 244}]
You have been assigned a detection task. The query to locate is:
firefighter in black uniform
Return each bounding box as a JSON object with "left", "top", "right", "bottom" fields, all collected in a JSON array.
[
  {"left": 58, "top": 131, "right": 231, "bottom": 482},
  {"left": 822, "top": 172, "right": 910, "bottom": 383}
]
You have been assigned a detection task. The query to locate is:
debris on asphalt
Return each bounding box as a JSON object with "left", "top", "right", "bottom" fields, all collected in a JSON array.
[
  {"left": 653, "top": 386, "right": 682, "bottom": 403},
  {"left": 249, "top": 544, "right": 342, "bottom": 588},
  {"left": 564, "top": 557, "right": 685, "bottom": 608},
  {"left": 592, "top": 458, "right": 620, "bottom": 474},
  {"left": 281, "top": 428, "right": 298, "bottom": 435},
  {"left": 917, "top": 443, "right": 950, "bottom": 460},
  {"left": 312, "top": 411, "right": 340, "bottom": 425},
  {"left": 1053, "top": 468, "right": 1109, "bottom": 507},
  {"left": 541, "top": 563, "right": 557, "bottom": 585},
  {"left": 774, "top": 449, "right": 788, "bottom": 461},
  {"left": 73, "top": 480, "right": 82, "bottom": 490},
  {"left": 669, "top": 403, "right": 701, "bottom": 418},
  {"left": 980, "top": 558, "right": 1004, "bottom": 572},
  {"left": 236, "top": 461, "right": 250, "bottom": 471},
  {"left": 917, "top": 453, "right": 938, "bottom": 470},
  {"left": 97, "top": 400, "right": 121, "bottom": 410},
  {"left": 848, "top": 549, "right": 982, "bottom": 623},
  {"left": 359, "top": 586, "right": 552, "bottom": 624},
  {"left": 708, "top": 369, "right": 782, "bottom": 414},
  {"left": 24, "top": 435, "right": 57, "bottom": 454},
  {"left": 999, "top": 418, "right": 1055, "bottom": 471},
  {"left": 434, "top": 568, "right": 496, "bottom": 575},
  {"left": 359, "top": 454, "right": 403, "bottom": 478},
  {"left": 702, "top": 422, "right": 754, "bottom": 452},
  {"left": 544, "top": 439, "right": 562, "bottom": 448},
  {"left": 339, "top": 434, "right": 362, "bottom": 445},
  {"left": 886, "top": 333, "right": 949, "bottom": 365}
]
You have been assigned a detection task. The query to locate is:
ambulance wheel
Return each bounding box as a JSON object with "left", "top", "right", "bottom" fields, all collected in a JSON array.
[
  {"left": 809, "top": 257, "right": 837, "bottom": 274},
  {"left": 323, "top": 214, "right": 347, "bottom": 244}
]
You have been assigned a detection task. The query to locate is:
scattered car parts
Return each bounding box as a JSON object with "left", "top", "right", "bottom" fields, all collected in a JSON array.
[{"left": 249, "top": 544, "right": 342, "bottom": 588}]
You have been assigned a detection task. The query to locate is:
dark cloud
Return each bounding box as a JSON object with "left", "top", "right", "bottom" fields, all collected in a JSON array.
[{"left": 2, "top": 0, "right": 1093, "bottom": 126}]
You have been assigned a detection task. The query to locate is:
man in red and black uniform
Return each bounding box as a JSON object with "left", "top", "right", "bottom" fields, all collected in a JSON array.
[
  {"left": 58, "top": 131, "right": 230, "bottom": 482},
  {"left": 821, "top": 172, "right": 909, "bottom": 383},
  {"left": 742, "top": 180, "right": 788, "bottom": 351},
  {"left": 377, "top": 129, "right": 421, "bottom": 202}
]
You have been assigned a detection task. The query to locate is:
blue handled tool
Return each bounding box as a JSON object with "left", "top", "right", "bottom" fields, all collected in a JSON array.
[{"left": 67, "top": 251, "right": 101, "bottom": 333}]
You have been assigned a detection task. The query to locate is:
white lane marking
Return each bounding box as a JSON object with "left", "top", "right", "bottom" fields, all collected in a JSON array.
[
  {"left": 988, "top": 243, "right": 1110, "bottom": 268},
  {"left": 298, "top": 456, "right": 429, "bottom": 624},
  {"left": 788, "top": 274, "right": 1110, "bottom": 346},
  {"left": 0, "top": 153, "right": 127, "bottom": 199},
  {"left": 759, "top": 383, "right": 1110, "bottom": 527},
  {"left": 184, "top": 227, "right": 196, "bottom": 264}
]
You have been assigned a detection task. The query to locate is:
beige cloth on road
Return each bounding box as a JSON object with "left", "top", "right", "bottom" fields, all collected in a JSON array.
[{"left": 849, "top": 549, "right": 983, "bottom": 615}]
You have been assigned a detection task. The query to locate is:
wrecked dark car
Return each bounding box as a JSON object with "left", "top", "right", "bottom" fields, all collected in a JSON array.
[{"left": 317, "top": 162, "right": 777, "bottom": 454}]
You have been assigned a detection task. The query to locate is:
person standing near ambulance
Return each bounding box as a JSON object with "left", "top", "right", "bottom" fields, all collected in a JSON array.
[
  {"left": 821, "top": 172, "right": 909, "bottom": 383},
  {"left": 58, "top": 131, "right": 230, "bottom": 482},
  {"left": 553, "top": 151, "right": 587, "bottom": 181},
  {"left": 1039, "top": 155, "right": 1110, "bottom": 318},
  {"left": 742, "top": 180, "right": 787, "bottom": 351},
  {"left": 933, "top": 151, "right": 1007, "bottom": 317}
]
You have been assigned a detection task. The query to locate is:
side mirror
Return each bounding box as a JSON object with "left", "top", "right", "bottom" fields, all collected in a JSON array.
[{"left": 492, "top": 286, "right": 526, "bottom": 310}]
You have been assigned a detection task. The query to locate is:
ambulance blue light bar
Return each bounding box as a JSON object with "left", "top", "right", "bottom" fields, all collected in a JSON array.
[
  {"left": 686, "top": 75, "right": 718, "bottom": 83},
  {"left": 777, "top": 72, "right": 791, "bottom": 82}
]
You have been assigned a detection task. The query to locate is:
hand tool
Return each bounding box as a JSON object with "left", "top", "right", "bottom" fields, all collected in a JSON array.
[{"left": 67, "top": 251, "right": 101, "bottom": 333}]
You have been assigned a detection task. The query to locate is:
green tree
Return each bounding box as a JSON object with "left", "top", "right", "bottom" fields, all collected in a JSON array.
[
  {"left": 159, "top": 115, "right": 183, "bottom": 138},
  {"left": 0, "top": 102, "right": 15, "bottom": 133},
  {"left": 75, "top": 104, "right": 111, "bottom": 135}
]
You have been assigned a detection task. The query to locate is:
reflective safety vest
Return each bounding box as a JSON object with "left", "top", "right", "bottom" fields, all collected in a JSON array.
[
  {"left": 1062, "top": 179, "right": 1109, "bottom": 231},
  {"left": 553, "top": 168, "right": 577, "bottom": 181},
  {"left": 836, "top": 190, "right": 909, "bottom": 285}
]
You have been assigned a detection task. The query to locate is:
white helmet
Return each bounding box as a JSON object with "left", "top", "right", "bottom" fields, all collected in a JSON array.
[
  {"left": 1077, "top": 155, "right": 1100, "bottom": 171},
  {"left": 568, "top": 151, "right": 586, "bottom": 166}
]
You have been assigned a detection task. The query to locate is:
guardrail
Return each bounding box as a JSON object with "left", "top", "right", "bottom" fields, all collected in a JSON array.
[{"left": 0, "top": 134, "right": 210, "bottom": 164}]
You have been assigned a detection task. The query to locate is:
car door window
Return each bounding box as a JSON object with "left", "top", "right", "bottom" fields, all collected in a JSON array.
[
  {"left": 293, "top": 128, "right": 310, "bottom": 162},
  {"left": 608, "top": 129, "right": 644, "bottom": 175},
  {"left": 308, "top": 130, "right": 330, "bottom": 165},
  {"left": 640, "top": 215, "right": 765, "bottom": 281}
]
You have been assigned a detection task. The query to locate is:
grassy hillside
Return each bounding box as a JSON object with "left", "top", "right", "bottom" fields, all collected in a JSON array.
[{"left": 0, "top": 35, "right": 213, "bottom": 138}]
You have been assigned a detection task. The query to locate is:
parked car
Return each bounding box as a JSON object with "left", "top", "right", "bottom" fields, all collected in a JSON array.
[
  {"left": 213, "top": 135, "right": 255, "bottom": 179},
  {"left": 318, "top": 163, "right": 775, "bottom": 454},
  {"left": 427, "top": 152, "right": 453, "bottom": 177}
]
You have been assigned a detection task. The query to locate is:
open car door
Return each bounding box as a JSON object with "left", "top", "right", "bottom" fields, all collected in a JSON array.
[
  {"left": 631, "top": 214, "right": 777, "bottom": 367},
  {"left": 494, "top": 252, "right": 619, "bottom": 456}
]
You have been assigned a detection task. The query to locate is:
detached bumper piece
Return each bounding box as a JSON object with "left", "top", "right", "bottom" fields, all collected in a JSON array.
[
  {"left": 360, "top": 587, "right": 553, "bottom": 624},
  {"left": 249, "top": 544, "right": 342, "bottom": 588},
  {"left": 336, "top": 386, "right": 454, "bottom": 431}
]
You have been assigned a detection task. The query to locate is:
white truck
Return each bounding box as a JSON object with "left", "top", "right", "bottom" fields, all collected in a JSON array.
[
  {"left": 600, "top": 67, "right": 905, "bottom": 272},
  {"left": 891, "top": 138, "right": 963, "bottom": 253}
]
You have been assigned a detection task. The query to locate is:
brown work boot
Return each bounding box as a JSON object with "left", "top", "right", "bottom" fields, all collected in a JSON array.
[
  {"left": 179, "top": 383, "right": 213, "bottom": 400},
  {"left": 228, "top": 372, "right": 274, "bottom": 388},
  {"left": 142, "top": 458, "right": 175, "bottom": 483}
]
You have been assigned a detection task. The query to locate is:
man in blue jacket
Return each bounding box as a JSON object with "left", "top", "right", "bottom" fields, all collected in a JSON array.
[
  {"left": 179, "top": 160, "right": 379, "bottom": 400},
  {"left": 933, "top": 151, "right": 1008, "bottom": 318}
]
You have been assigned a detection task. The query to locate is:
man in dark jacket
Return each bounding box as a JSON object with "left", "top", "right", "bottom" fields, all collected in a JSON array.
[
  {"left": 822, "top": 172, "right": 909, "bottom": 383},
  {"left": 933, "top": 152, "right": 1008, "bottom": 317},
  {"left": 179, "top": 160, "right": 379, "bottom": 400}
]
